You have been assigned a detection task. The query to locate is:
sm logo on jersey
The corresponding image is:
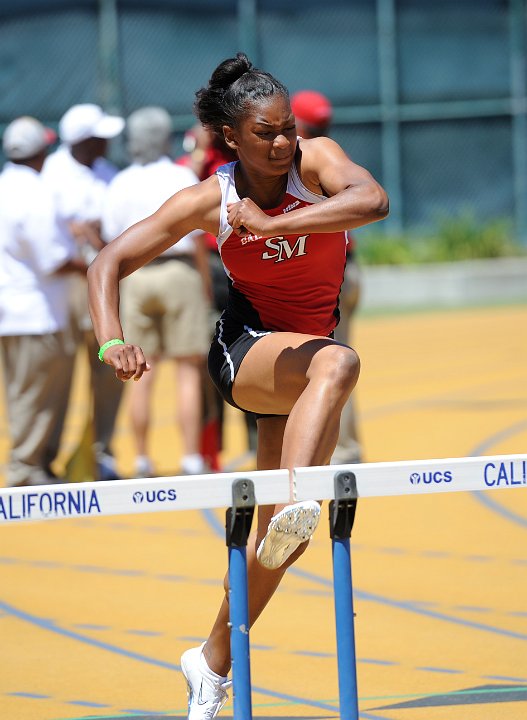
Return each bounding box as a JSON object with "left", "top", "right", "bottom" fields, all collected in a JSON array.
[{"left": 261, "top": 235, "right": 309, "bottom": 263}]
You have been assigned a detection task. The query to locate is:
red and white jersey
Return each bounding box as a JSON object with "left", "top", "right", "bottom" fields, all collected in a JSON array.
[{"left": 216, "top": 160, "right": 348, "bottom": 336}]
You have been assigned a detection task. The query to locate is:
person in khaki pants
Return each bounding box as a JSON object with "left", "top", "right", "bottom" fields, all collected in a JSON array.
[
  {"left": 42, "top": 104, "right": 125, "bottom": 480},
  {"left": 0, "top": 117, "right": 87, "bottom": 487}
]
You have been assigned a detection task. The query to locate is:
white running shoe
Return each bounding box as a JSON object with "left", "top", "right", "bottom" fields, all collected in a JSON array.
[
  {"left": 257, "top": 499, "right": 321, "bottom": 570},
  {"left": 181, "top": 643, "right": 231, "bottom": 719},
  {"left": 135, "top": 455, "right": 154, "bottom": 478}
]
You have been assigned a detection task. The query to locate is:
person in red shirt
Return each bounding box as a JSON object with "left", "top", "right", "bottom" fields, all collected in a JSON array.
[
  {"left": 88, "top": 53, "right": 388, "bottom": 719},
  {"left": 177, "top": 124, "right": 259, "bottom": 468},
  {"left": 291, "top": 90, "right": 363, "bottom": 464}
]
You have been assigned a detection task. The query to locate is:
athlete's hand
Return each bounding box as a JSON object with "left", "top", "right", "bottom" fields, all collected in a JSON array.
[
  {"left": 227, "top": 198, "right": 274, "bottom": 238},
  {"left": 102, "top": 343, "right": 151, "bottom": 382}
]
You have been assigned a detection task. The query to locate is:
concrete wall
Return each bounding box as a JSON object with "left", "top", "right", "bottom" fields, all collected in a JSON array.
[{"left": 360, "top": 256, "right": 527, "bottom": 312}]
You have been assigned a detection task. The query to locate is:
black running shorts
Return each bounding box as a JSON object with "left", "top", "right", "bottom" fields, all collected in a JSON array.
[{"left": 208, "top": 313, "right": 280, "bottom": 419}]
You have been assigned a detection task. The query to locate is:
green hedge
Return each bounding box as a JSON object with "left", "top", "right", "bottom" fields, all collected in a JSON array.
[{"left": 356, "top": 214, "right": 526, "bottom": 265}]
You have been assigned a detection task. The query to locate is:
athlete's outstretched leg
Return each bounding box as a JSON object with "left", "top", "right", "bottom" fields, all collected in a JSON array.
[
  {"left": 203, "top": 334, "right": 359, "bottom": 666},
  {"left": 182, "top": 334, "right": 359, "bottom": 709}
]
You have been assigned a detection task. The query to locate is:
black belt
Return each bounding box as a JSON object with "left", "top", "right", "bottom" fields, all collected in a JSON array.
[{"left": 148, "top": 254, "right": 195, "bottom": 267}]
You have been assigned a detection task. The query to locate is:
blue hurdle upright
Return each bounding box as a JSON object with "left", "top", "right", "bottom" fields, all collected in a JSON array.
[
  {"left": 330, "top": 471, "right": 359, "bottom": 720},
  {"left": 226, "top": 478, "right": 256, "bottom": 720},
  {"left": 226, "top": 472, "right": 360, "bottom": 720}
]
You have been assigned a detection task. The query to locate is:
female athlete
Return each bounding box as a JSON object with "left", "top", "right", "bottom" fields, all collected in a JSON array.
[{"left": 87, "top": 53, "right": 388, "bottom": 719}]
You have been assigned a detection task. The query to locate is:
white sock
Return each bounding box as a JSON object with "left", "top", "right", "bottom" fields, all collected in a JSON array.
[
  {"left": 199, "top": 646, "right": 228, "bottom": 682},
  {"left": 135, "top": 455, "right": 153, "bottom": 474},
  {"left": 181, "top": 453, "right": 205, "bottom": 474}
]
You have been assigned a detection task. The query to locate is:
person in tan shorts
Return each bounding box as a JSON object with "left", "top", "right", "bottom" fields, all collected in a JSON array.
[{"left": 102, "top": 106, "right": 211, "bottom": 477}]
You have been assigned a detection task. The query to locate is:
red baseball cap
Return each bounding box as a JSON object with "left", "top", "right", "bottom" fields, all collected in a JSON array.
[{"left": 291, "top": 90, "right": 333, "bottom": 128}]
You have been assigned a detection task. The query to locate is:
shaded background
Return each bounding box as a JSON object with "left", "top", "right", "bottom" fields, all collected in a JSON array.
[{"left": 1, "top": 0, "right": 527, "bottom": 238}]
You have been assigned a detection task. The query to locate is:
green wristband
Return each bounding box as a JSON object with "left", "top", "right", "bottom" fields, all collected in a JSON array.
[{"left": 98, "top": 338, "right": 125, "bottom": 362}]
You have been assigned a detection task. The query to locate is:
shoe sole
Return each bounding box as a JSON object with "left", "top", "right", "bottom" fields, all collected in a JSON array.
[{"left": 257, "top": 500, "right": 321, "bottom": 570}]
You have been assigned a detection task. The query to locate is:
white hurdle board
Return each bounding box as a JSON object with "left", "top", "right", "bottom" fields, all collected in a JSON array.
[
  {"left": 294, "top": 453, "right": 527, "bottom": 501},
  {"left": 0, "top": 454, "right": 525, "bottom": 524}
]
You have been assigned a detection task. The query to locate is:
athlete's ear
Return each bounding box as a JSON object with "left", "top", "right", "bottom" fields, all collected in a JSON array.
[{"left": 223, "top": 125, "right": 238, "bottom": 151}]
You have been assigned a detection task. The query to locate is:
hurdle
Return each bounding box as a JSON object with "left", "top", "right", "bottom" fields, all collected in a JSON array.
[{"left": 1, "top": 453, "right": 525, "bottom": 719}]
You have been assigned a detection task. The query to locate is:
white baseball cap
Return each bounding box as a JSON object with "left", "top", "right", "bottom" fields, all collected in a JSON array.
[
  {"left": 59, "top": 103, "right": 125, "bottom": 145},
  {"left": 3, "top": 116, "right": 57, "bottom": 160}
]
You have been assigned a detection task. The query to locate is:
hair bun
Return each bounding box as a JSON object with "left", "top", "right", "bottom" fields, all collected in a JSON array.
[
  {"left": 209, "top": 52, "right": 253, "bottom": 91},
  {"left": 195, "top": 53, "right": 287, "bottom": 137}
]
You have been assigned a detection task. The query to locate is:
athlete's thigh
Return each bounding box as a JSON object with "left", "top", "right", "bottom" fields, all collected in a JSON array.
[{"left": 232, "top": 331, "right": 338, "bottom": 415}]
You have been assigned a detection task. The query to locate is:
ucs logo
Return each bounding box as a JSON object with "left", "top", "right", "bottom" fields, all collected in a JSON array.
[
  {"left": 409, "top": 471, "right": 453, "bottom": 485},
  {"left": 132, "top": 489, "right": 177, "bottom": 504}
]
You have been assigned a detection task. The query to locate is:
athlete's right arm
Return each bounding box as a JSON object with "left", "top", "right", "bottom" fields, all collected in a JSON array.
[{"left": 87, "top": 176, "right": 221, "bottom": 381}]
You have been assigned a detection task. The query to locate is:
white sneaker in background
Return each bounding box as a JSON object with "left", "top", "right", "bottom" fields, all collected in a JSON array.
[
  {"left": 257, "top": 499, "right": 321, "bottom": 570},
  {"left": 181, "top": 643, "right": 231, "bottom": 719},
  {"left": 181, "top": 453, "right": 206, "bottom": 475},
  {"left": 135, "top": 455, "right": 154, "bottom": 478}
]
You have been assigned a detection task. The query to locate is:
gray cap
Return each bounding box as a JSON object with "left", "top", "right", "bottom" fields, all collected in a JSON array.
[
  {"left": 3, "top": 116, "right": 56, "bottom": 160},
  {"left": 126, "top": 106, "right": 173, "bottom": 164}
]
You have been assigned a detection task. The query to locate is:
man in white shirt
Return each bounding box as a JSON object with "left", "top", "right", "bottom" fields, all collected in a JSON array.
[
  {"left": 42, "top": 104, "right": 125, "bottom": 480},
  {"left": 101, "top": 106, "right": 211, "bottom": 477},
  {"left": 0, "top": 117, "right": 86, "bottom": 487}
]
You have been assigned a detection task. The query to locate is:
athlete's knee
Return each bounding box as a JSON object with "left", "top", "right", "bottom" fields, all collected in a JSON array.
[
  {"left": 311, "top": 344, "right": 360, "bottom": 395},
  {"left": 340, "top": 346, "right": 361, "bottom": 387}
]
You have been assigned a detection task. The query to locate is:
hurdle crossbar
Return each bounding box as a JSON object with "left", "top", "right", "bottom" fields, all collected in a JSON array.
[
  {"left": 0, "top": 453, "right": 525, "bottom": 524},
  {"left": 2, "top": 454, "right": 525, "bottom": 720}
]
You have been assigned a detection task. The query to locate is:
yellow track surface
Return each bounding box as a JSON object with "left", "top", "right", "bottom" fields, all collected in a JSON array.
[{"left": 1, "top": 305, "right": 526, "bottom": 720}]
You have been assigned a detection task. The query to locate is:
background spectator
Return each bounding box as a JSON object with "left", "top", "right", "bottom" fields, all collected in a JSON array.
[
  {"left": 291, "top": 90, "right": 363, "bottom": 463},
  {"left": 290, "top": 89, "right": 333, "bottom": 139},
  {"left": 42, "top": 104, "right": 126, "bottom": 480},
  {"left": 177, "top": 124, "right": 258, "bottom": 469},
  {"left": 102, "top": 106, "right": 211, "bottom": 477},
  {"left": 0, "top": 117, "right": 87, "bottom": 486}
]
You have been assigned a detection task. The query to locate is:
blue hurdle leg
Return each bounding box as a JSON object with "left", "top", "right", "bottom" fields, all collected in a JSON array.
[
  {"left": 229, "top": 544, "right": 252, "bottom": 720},
  {"left": 330, "top": 470, "right": 359, "bottom": 720},
  {"left": 332, "top": 536, "right": 359, "bottom": 720},
  {"left": 229, "top": 547, "right": 252, "bottom": 720},
  {"left": 226, "top": 479, "right": 255, "bottom": 720}
]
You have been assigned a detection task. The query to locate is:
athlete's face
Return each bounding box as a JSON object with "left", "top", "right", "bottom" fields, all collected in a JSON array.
[{"left": 224, "top": 94, "right": 297, "bottom": 177}]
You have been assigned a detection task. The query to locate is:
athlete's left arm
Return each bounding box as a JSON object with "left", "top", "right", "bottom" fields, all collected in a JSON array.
[{"left": 230, "top": 137, "right": 389, "bottom": 237}]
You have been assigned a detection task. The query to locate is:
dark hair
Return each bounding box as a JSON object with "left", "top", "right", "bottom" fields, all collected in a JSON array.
[{"left": 194, "top": 52, "right": 289, "bottom": 137}]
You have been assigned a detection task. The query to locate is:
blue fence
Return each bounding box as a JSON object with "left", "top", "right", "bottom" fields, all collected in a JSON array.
[{"left": 1, "top": 0, "right": 526, "bottom": 239}]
